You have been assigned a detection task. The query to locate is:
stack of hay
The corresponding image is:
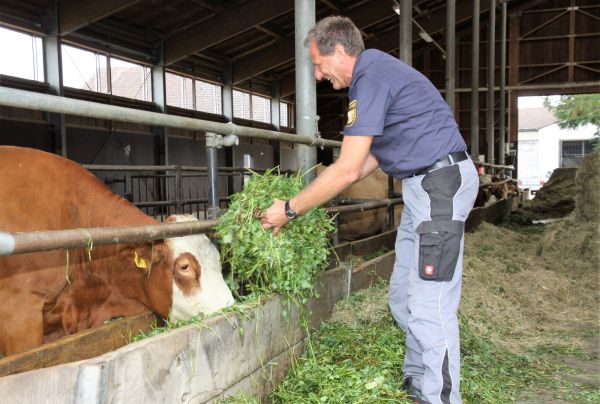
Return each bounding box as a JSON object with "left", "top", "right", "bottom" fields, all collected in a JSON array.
[{"left": 537, "top": 153, "right": 599, "bottom": 271}]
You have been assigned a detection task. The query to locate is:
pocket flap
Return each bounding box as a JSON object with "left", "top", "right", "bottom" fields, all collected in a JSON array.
[{"left": 415, "top": 220, "right": 464, "bottom": 235}]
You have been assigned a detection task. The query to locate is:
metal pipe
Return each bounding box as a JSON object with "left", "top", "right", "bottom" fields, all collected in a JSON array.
[
  {"left": 471, "top": 0, "right": 480, "bottom": 159},
  {"left": 486, "top": 0, "right": 496, "bottom": 164},
  {"left": 445, "top": 0, "right": 456, "bottom": 114},
  {"left": 295, "top": 0, "right": 318, "bottom": 183},
  {"left": 0, "top": 197, "right": 404, "bottom": 256},
  {"left": 0, "top": 87, "right": 342, "bottom": 149},
  {"left": 324, "top": 198, "right": 404, "bottom": 214},
  {"left": 205, "top": 133, "right": 220, "bottom": 219},
  {"left": 399, "top": 0, "right": 413, "bottom": 65},
  {"left": 0, "top": 220, "right": 219, "bottom": 256},
  {"left": 499, "top": 0, "right": 507, "bottom": 165}
]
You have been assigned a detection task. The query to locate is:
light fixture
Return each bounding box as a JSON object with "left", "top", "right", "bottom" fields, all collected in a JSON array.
[
  {"left": 419, "top": 31, "right": 433, "bottom": 43},
  {"left": 393, "top": 1, "right": 400, "bottom": 15}
]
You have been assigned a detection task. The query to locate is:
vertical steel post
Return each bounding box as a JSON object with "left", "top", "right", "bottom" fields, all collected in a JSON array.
[
  {"left": 399, "top": 0, "right": 413, "bottom": 65},
  {"left": 445, "top": 0, "right": 456, "bottom": 115},
  {"left": 205, "top": 133, "right": 220, "bottom": 219},
  {"left": 486, "top": 0, "right": 496, "bottom": 164},
  {"left": 471, "top": 0, "right": 480, "bottom": 159},
  {"left": 499, "top": 0, "right": 507, "bottom": 165},
  {"left": 42, "top": 1, "right": 66, "bottom": 156},
  {"left": 295, "top": 0, "right": 317, "bottom": 183}
]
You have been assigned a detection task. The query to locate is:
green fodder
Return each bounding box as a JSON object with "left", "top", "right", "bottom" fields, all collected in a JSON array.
[
  {"left": 215, "top": 168, "right": 335, "bottom": 309},
  {"left": 271, "top": 284, "right": 548, "bottom": 404}
]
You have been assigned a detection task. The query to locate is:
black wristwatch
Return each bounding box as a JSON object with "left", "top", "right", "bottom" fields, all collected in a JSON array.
[{"left": 284, "top": 200, "right": 298, "bottom": 220}]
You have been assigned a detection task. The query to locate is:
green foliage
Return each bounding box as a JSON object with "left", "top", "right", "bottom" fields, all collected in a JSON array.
[
  {"left": 271, "top": 285, "right": 563, "bottom": 404},
  {"left": 215, "top": 168, "right": 335, "bottom": 310},
  {"left": 271, "top": 304, "right": 410, "bottom": 403}
]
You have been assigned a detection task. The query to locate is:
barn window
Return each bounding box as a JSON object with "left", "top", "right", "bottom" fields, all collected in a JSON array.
[
  {"left": 195, "top": 80, "right": 222, "bottom": 114},
  {"left": 62, "top": 45, "right": 152, "bottom": 101},
  {"left": 166, "top": 72, "right": 194, "bottom": 109},
  {"left": 165, "top": 71, "right": 222, "bottom": 115},
  {"left": 560, "top": 139, "right": 594, "bottom": 167},
  {"left": 110, "top": 57, "right": 152, "bottom": 102},
  {"left": 0, "top": 26, "right": 44, "bottom": 82},
  {"left": 62, "top": 44, "right": 109, "bottom": 93},
  {"left": 233, "top": 89, "right": 271, "bottom": 124},
  {"left": 280, "top": 101, "right": 293, "bottom": 128}
]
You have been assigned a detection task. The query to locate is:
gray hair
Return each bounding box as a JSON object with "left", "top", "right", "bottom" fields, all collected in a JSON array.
[{"left": 304, "top": 16, "right": 365, "bottom": 56}]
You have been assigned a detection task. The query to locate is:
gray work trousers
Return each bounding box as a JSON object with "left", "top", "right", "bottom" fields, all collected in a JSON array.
[{"left": 389, "top": 159, "right": 478, "bottom": 404}]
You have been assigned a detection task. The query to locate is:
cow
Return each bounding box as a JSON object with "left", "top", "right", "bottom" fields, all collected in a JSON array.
[
  {"left": 317, "top": 165, "right": 403, "bottom": 241},
  {"left": 0, "top": 146, "right": 234, "bottom": 357},
  {"left": 474, "top": 174, "right": 520, "bottom": 207}
]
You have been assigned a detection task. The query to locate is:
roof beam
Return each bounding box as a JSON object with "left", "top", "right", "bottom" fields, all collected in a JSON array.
[
  {"left": 59, "top": 0, "right": 142, "bottom": 34},
  {"left": 164, "top": 0, "right": 294, "bottom": 65},
  {"left": 232, "top": 1, "right": 393, "bottom": 84}
]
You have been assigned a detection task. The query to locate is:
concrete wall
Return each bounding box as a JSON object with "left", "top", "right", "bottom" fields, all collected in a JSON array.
[{"left": 0, "top": 251, "right": 395, "bottom": 403}]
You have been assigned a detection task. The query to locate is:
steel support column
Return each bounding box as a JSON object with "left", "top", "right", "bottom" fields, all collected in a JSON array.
[
  {"left": 271, "top": 81, "right": 282, "bottom": 168},
  {"left": 499, "top": 1, "right": 507, "bottom": 165},
  {"left": 42, "top": 2, "right": 67, "bottom": 156},
  {"left": 445, "top": 0, "right": 456, "bottom": 114},
  {"left": 486, "top": 0, "right": 496, "bottom": 164},
  {"left": 471, "top": 0, "right": 480, "bottom": 158},
  {"left": 399, "top": 0, "right": 413, "bottom": 65},
  {"left": 295, "top": 0, "right": 317, "bottom": 183},
  {"left": 152, "top": 43, "right": 168, "bottom": 165}
]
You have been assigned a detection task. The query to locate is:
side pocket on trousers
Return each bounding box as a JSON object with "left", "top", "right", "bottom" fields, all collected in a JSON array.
[{"left": 417, "top": 221, "right": 463, "bottom": 282}]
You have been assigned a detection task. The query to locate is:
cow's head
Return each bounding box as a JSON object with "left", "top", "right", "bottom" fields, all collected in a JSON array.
[{"left": 143, "top": 215, "right": 235, "bottom": 321}]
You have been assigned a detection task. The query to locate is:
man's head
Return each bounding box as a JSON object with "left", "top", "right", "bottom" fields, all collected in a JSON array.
[{"left": 305, "top": 16, "right": 364, "bottom": 90}]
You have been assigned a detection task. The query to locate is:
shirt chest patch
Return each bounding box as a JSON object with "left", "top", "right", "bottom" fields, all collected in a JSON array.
[{"left": 347, "top": 99, "right": 357, "bottom": 127}]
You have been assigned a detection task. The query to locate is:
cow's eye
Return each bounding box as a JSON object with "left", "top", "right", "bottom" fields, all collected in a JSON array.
[{"left": 180, "top": 264, "right": 189, "bottom": 271}]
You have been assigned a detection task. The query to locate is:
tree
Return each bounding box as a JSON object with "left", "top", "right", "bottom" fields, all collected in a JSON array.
[{"left": 545, "top": 94, "right": 600, "bottom": 151}]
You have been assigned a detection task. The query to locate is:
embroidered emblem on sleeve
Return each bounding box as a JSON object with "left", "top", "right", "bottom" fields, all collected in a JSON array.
[{"left": 346, "top": 99, "right": 357, "bottom": 127}]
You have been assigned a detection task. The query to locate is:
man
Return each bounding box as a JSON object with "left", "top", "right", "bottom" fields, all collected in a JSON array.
[{"left": 259, "top": 16, "right": 478, "bottom": 404}]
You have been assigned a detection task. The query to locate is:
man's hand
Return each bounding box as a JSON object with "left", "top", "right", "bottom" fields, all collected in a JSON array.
[{"left": 258, "top": 198, "right": 289, "bottom": 235}]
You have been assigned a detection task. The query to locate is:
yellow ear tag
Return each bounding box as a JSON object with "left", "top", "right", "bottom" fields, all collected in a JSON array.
[{"left": 134, "top": 251, "right": 147, "bottom": 269}]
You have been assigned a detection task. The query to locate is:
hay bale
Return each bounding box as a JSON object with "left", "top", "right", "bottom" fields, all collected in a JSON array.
[
  {"left": 575, "top": 153, "right": 600, "bottom": 223},
  {"left": 537, "top": 153, "right": 600, "bottom": 271},
  {"left": 523, "top": 167, "right": 578, "bottom": 218}
]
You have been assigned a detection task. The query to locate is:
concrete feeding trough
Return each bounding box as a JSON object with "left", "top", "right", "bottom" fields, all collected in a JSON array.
[{"left": 0, "top": 231, "right": 397, "bottom": 403}]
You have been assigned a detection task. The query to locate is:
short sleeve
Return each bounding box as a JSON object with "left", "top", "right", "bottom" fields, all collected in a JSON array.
[{"left": 344, "top": 75, "right": 390, "bottom": 136}]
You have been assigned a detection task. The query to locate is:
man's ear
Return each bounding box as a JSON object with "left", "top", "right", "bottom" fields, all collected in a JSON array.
[{"left": 334, "top": 44, "right": 347, "bottom": 61}]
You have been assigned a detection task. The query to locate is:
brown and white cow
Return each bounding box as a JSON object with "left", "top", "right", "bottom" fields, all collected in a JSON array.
[{"left": 0, "top": 146, "right": 234, "bottom": 356}]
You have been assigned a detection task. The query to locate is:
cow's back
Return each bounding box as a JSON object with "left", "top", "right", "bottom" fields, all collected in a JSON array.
[{"left": 0, "top": 146, "right": 155, "bottom": 231}]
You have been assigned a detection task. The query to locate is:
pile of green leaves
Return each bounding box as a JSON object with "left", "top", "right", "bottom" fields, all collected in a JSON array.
[
  {"left": 215, "top": 168, "right": 335, "bottom": 308},
  {"left": 268, "top": 285, "right": 552, "bottom": 404},
  {"left": 271, "top": 310, "right": 409, "bottom": 403}
]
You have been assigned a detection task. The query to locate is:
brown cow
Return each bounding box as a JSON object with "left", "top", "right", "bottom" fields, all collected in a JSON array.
[
  {"left": 317, "top": 165, "right": 403, "bottom": 240},
  {"left": 0, "top": 146, "right": 234, "bottom": 356}
]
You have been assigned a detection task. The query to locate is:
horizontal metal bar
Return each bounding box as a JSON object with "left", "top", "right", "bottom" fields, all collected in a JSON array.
[
  {"left": 0, "top": 220, "right": 219, "bottom": 256},
  {"left": 473, "top": 161, "right": 514, "bottom": 170},
  {"left": 325, "top": 198, "right": 403, "bottom": 214},
  {"left": 0, "top": 87, "right": 342, "bottom": 149}
]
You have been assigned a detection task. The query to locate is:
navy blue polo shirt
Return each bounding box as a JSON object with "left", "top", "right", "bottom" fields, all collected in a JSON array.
[{"left": 344, "top": 49, "right": 467, "bottom": 179}]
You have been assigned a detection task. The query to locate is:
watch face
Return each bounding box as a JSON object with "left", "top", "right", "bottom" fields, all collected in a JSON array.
[{"left": 285, "top": 200, "right": 297, "bottom": 219}]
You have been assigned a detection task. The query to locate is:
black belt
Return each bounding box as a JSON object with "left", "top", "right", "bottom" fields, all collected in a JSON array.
[{"left": 413, "top": 151, "right": 470, "bottom": 176}]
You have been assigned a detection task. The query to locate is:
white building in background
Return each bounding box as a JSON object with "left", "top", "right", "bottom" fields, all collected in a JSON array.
[{"left": 517, "top": 106, "right": 596, "bottom": 190}]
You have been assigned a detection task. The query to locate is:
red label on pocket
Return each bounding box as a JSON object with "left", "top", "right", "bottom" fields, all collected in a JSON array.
[{"left": 424, "top": 265, "right": 435, "bottom": 276}]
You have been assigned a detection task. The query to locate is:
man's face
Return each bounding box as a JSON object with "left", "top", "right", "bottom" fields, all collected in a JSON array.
[{"left": 309, "top": 41, "right": 347, "bottom": 90}]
